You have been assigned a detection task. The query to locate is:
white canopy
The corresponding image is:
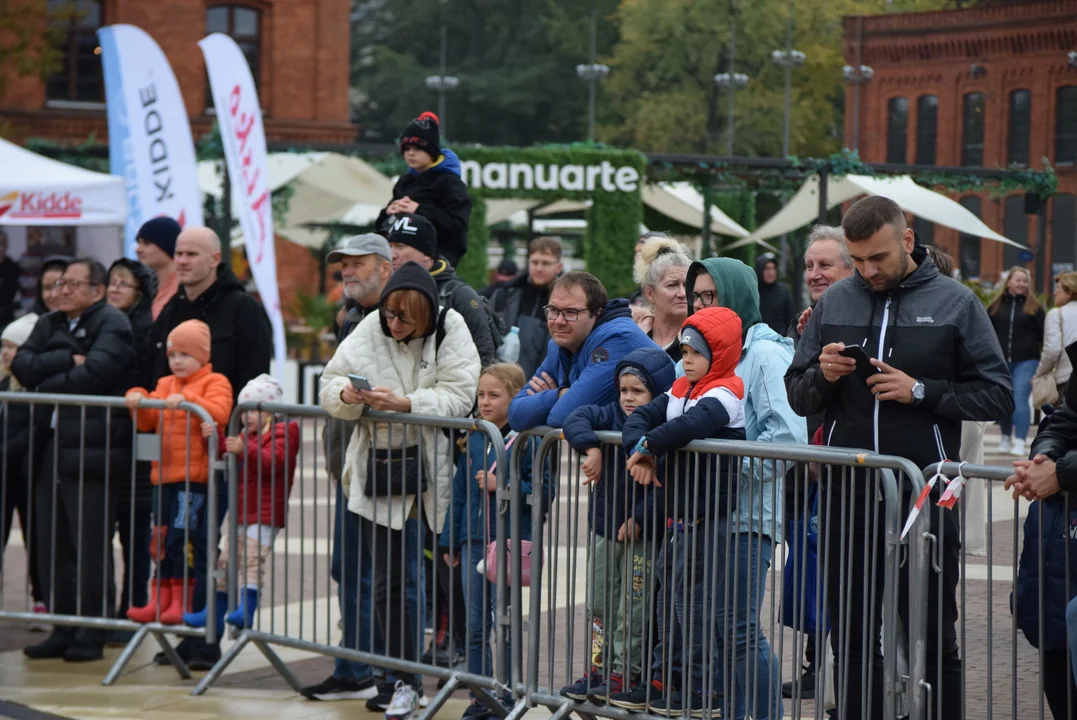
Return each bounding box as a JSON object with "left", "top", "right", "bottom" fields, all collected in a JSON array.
[
  {"left": 0, "top": 138, "right": 125, "bottom": 226},
  {"left": 746, "top": 174, "right": 1024, "bottom": 248},
  {"left": 645, "top": 183, "right": 751, "bottom": 239},
  {"left": 199, "top": 152, "right": 394, "bottom": 249}
]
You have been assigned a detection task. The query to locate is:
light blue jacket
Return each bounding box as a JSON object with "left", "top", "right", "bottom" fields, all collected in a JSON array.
[{"left": 675, "top": 322, "right": 806, "bottom": 543}]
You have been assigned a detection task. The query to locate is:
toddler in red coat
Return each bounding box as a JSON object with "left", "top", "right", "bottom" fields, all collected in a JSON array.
[{"left": 184, "top": 374, "right": 299, "bottom": 634}]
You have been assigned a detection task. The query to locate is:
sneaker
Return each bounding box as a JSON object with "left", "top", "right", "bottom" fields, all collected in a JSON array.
[
  {"left": 649, "top": 690, "right": 705, "bottom": 718},
  {"left": 610, "top": 682, "right": 662, "bottom": 712},
  {"left": 186, "top": 639, "right": 222, "bottom": 671},
  {"left": 782, "top": 665, "right": 816, "bottom": 699},
  {"left": 301, "top": 675, "right": 379, "bottom": 701},
  {"left": 560, "top": 670, "right": 605, "bottom": 701},
  {"left": 461, "top": 702, "right": 493, "bottom": 720},
  {"left": 1010, "top": 439, "right": 1027, "bottom": 457},
  {"left": 999, "top": 435, "right": 1012, "bottom": 454},
  {"left": 587, "top": 674, "right": 625, "bottom": 703},
  {"left": 384, "top": 681, "right": 421, "bottom": 720},
  {"left": 30, "top": 601, "right": 49, "bottom": 632},
  {"left": 368, "top": 682, "right": 430, "bottom": 712}
]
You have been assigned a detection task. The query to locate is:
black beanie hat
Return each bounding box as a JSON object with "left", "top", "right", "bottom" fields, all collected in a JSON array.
[
  {"left": 386, "top": 213, "right": 438, "bottom": 260},
  {"left": 400, "top": 111, "right": 441, "bottom": 158},
  {"left": 137, "top": 216, "right": 182, "bottom": 258},
  {"left": 379, "top": 261, "right": 439, "bottom": 338}
]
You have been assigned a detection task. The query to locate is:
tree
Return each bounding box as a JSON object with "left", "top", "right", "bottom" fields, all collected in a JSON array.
[{"left": 0, "top": 0, "right": 68, "bottom": 109}]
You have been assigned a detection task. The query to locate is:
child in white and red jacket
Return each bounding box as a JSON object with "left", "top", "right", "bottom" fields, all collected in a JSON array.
[{"left": 184, "top": 374, "right": 299, "bottom": 635}]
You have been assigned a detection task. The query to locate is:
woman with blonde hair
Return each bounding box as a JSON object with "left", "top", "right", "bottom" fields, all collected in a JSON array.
[
  {"left": 988, "top": 266, "right": 1045, "bottom": 456},
  {"left": 633, "top": 236, "right": 692, "bottom": 362},
  {"left": 1034, "top": 271, "right": 1077, "bottom": 401}
]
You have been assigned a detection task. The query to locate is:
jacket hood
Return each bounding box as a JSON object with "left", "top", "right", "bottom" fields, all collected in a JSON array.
[
  {"left": 852, "top": 243, "right": 938, "bottom": 294},
  {"left": 108, "top": 258, "right": 157, "bottom": 318},
  {"left": 430, "top": 257, "right": 456, "bottom": 282},
  {"left": 34, "top": 255, "right": 71, "bottom": 312},
  {"left": 178, "top": 263, "right": 247, "bottom": 305},
  {"left": 614, "top": 347, "right": 677, "bottom": 399},
  {"left": 378, "top": 260, "right": 439, "bottom": 338},
  {"left": 411, "top": 148, "right": 463, "bottom": 178},
  {"left": 686, "top": 258, "right": 762, "bottom": 335},
  {"left": 596, "top": 298, "right": 632, "bottom": 327},
  {"left": 755, "top": 255, "right": 779, "bottom": 285},
  {"left": 672, "top": 306, "right": 745, "bottom": 400}
]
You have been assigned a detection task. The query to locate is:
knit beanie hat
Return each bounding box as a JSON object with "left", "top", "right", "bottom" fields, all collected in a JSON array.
[
  {"left": 679, "top": 326, "right": 712, "bottom": 364},
  {"left": 399, "top": 111, "right": 441, "bottom": 158},
  {"left": 238, "top": 373, "right": 283, "bottom": 406},
  {"left": 386, "top": 213, "right": 438, "bottom": 260},
  {"left": 167, "top": 319, "right": 212, "bottom": 366},
  {"left": 1, "top": 314, "right": 38, "bottom": 347},
  {"left": 137, "top": 216, "right": 182, "bottom": 259}
]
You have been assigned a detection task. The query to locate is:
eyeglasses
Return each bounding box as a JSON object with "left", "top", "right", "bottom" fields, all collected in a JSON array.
[
  {"left": 54, "top": 279, "right": 98, "bottom": 291},
  {"left": 381, "top": 308, "right": 411, "bottom": 324},
  {"left": 543, "top": 305, "right": 588, "bottom": 322},
  {"left": 108, "top": 281, "right": 139, "bottom": 291},
  {"left": 692, "top": 290, "right": 717, "bottom": 307}
]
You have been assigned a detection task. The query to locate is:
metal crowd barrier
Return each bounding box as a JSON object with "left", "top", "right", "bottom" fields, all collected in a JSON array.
[
  {"left": 0, "top": 391, "right": 221, "bottom": 686},
  {"left": 512, "top": 427, "right": 932, "bottom": 720},
  {"left": 923, "top": 461, "right": 1074, "bottom": 720},
  {"left": 192, "top": 402, "right": 516, "bottom": 718}
]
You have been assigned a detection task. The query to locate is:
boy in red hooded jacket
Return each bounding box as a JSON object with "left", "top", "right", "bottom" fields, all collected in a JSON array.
[{"left": 184, "top": 374, "right": 299, "bottom": 636}]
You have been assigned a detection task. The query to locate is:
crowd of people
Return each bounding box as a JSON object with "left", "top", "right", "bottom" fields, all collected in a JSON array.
[{"left": 1, "top": 108, "right": 1075, "bottom": 720}]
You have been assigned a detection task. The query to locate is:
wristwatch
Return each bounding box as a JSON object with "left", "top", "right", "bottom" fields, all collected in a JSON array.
[{"left": 911, "top": 379, "right": 925, "bottom": 405}]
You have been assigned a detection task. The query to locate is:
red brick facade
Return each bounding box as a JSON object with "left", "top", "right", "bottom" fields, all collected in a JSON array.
[
  {"left": 843, "top": 1, "right": 1077, "bottom": 287},
  {"left": 0, "top": 0, "right": 355, "bottom": 144}
]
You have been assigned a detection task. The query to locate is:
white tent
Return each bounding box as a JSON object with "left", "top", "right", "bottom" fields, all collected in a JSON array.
[
  {"left": 746, "top": 174, "right": 1024, "bottom": 248},
  {"left": 0, "top": 138, "right": 125, "bottom": 226},
  {"left": 199, "top": 152, "right": 394, "bottom": 249}
]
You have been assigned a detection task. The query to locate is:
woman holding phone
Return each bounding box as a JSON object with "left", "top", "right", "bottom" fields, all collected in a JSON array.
[{"left": 320, "top": 261, "right": 481, "bottom": 720}]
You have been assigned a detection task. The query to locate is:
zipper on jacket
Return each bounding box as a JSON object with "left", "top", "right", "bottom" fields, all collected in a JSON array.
[
  {"left": 1007, "top": 298, "right": 1016, "bottom": 361},
  {"left": 932, "top": 424, "right": 946, "bottom": 463},
  {"left": 874, "top": 296, "right": 892, "bottom": 453},
  {"left": 827, "top": 421, "right": 837, "bottom": 447}
]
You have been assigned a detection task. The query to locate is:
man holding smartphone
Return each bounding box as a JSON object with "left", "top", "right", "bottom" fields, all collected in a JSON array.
[{"left": 784, "top": 195, "right": 1012, "bottom": 720}]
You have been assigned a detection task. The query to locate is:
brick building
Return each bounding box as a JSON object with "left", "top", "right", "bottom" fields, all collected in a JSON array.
[{"left": 843, "top": 0, "right": 1077, "bottom": 289}]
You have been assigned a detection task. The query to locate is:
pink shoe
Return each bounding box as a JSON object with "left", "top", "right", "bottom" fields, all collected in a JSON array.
[{"left": 30, "top": 601, "right": 49, "bottom": 632}]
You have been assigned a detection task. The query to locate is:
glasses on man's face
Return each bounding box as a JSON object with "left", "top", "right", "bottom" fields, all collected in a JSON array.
[
  {"left": 381, "top": 308, "right": 411, "bottom": 324},
  {"left": 543, "top": 305, "right": 587, "bottom": 322},
  {"left": 55, "top": 279, "right": 97, "bottom": 291},
  {"left": 692, "top": 290, "right": 717, "bottom": 307}
]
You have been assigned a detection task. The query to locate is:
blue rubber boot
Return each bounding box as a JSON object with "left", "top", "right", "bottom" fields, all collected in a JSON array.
[
  {"left": 182, "top": 590, "right": 226, "bottom": 640},
  {"left": 225, "top": 587, "right": 259, "bottom": 629}
]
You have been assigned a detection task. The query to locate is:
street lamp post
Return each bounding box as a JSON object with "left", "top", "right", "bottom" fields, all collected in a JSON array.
[
  {"left": 713, "top": 72, "right": 748, "bottom": 154},
  {"left": 771, "top": 9, "right": 806, "bottom": 298},
  {"left": 843, "top": 64, "right": 874, "bottom": 152},
  {"left": 425, "top": 23, "right": 459, "bottom": 137},
  {"left": 576, "top": 12, "right": 609, "bottom": 142}
]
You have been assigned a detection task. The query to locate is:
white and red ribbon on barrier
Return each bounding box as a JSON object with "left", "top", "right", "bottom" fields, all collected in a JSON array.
[{"left": 899, "top": 462, "right": 968, "bottom": 541}]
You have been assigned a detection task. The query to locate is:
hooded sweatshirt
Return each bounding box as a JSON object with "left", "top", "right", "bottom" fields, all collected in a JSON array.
[
  {"left": 756, "top": 256, "right": 796, "bottom": 335},
  {"left": 989, "top": 292, "right": 1044, "bottom": 364},
  {"left": 682, "top": 257, "right": 807, "bottom": 542},
  {"left": 623, "top": 309, "right": 747, "bottom": 521},
  {"left": 375, "top": 148, "right": 473, "bottom": 266},
  {"left": 508, "top": 298, "right": 659, "bottom": 430},
  {"left": 563, "top": 347, "right": 676, "bottom": 538}
]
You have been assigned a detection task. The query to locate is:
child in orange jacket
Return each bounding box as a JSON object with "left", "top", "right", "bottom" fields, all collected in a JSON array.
[{"left": 122, "top": 320, "right": 233, "bottom": 625}]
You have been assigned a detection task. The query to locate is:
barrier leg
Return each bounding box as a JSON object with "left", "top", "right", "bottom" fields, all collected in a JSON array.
[
  {"left": 472, "top": 687, "right": 508, "bottom": 719},
  {"left": 421, "top": 675, "right": 461, "bottom": 719},
  {"left": 252, "top": 638, "right": 303, "bottom": 693},
  {"left": 504, "top": 700, "right": 531, "bottom": 720},
  {"left": 101, "top": 625, "right": 152, "bottom": 686},
  {"left": 153, "top": 631, "right": 192, "bottom": 680},
  {"left": 191, "top": 633, "right": 250, "bottom": 696}
]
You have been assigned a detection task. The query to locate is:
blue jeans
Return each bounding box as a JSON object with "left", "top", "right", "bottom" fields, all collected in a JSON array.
[
  {"left": 713, "top": 527, "right": 781, "bottom": 720},
  {"left": 461, "top": 539, "right": 511, "bottom": 685},
  {"left": 330, "top": 481, "right": 425, "bottom": 683},
  {"left": 1000, "top": 359, "right": 1038, "bottom": 441}
]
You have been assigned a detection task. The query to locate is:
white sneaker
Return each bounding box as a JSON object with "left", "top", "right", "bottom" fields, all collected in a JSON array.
[
  {"left": 998, "top": 435, "right": 1012, "bottom": 454},
  {"left": 1010, "top": 439, "right": 1027, "bottom": 457},
  {"left": 384, "top": 681, "right": 420, "bottom": 720}
]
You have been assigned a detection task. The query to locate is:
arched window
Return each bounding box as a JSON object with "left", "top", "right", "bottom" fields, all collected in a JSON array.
[
  {"left": 45, "top": 0, "right": 103, "bottom": 103},
  {"left": 886, "top": 97, "right": 908, "bottom": 164},
  {"left": 1003, "top": 194, "right": 1028, "bottom": 269},
  {"left": 1008, "top": 90, "right": 1032, "bottom": 166},
  {"left": 915, "top": 95, "right": 937, "bottom": 166},
  {"left": 1053, "top": 194, "right": 1077, "bottom": 280},
  {"left": 958, "top": 196, "right": 982, "bottom": 279},
  {"left": 962, "top": 92, "right": 986, "bottom": 167},
  {"left": 206, "top": 5, "right": 261, "bottom": 85},
  {"left": 1057, "top": 86, "right": 1077, "bottom": 166}
]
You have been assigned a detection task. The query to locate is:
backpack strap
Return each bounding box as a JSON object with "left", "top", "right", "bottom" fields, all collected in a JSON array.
[{"left": 434, "top": 306, "right": 450, "bottom": 352}]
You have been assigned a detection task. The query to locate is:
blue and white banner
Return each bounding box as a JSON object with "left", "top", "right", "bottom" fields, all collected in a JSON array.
[{"left": 98, "top": 24, "right": 203, "bottom": 258}]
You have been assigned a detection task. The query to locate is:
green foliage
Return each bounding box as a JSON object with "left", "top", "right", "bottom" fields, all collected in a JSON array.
[
  {"left": 457, "top": 200, "right": 489, "bottom": 289},
  {"left": 0, "top": 0, "right": 67, "bottom": 113},
  {"left": 292, "top": 291, "right": 336, "bottom": 333},
  {"left": 456, "top": 144, "right": 646, "bottom": 297}
]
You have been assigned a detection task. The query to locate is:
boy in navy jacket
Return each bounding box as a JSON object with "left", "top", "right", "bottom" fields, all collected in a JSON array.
[{"left": 559, "top": 347, "right": 676, "bottom": 703}]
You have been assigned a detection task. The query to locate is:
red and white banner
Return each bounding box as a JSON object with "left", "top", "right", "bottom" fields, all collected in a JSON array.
[
  {"left": 199, "top": 32, "right": 285, "bottom": 378},
  {"left": 98, "top": 24, "right": 202, "bottom": 256}
]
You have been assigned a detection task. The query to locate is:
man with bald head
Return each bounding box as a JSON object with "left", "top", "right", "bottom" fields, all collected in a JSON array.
[{"left": 148, "top": 227, "right": 272, "bottom": 669}]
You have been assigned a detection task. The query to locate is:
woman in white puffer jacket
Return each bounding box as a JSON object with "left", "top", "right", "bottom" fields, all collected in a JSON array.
[
  {"left": 320, "top": 261, "right": 480, "bottom": 712},
  {"left": 1035, "top": 271, "right": 1077, "bottom": 401}
]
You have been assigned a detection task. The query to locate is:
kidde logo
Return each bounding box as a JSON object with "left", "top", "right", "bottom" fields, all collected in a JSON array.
[{"left": 0, "top": 191, "right": 84, "bottom": 220}]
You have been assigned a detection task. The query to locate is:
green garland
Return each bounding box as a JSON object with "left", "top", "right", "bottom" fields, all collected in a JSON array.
[{"left": 455, "top": 144, "right": 647, "bottom": 297}]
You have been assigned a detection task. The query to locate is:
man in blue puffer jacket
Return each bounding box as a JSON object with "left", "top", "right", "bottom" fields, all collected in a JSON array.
[{"left": 509, "top": 272, "right": 658, "bottom": 431}]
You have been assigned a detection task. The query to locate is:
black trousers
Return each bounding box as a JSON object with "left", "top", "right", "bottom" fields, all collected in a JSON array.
[
  {"left": 1, "top": 466, "right": 42, "bottom": 602},
  {"left": 34, "top": 444, "right": 116, "bottom": 645},
  {"left": 363, "top": 517, "right": 424, "bottom": 689},
  {"left": 821, "top": 482, "right": 962, "bottom": 720},
  {"left": 1043, "top": 649, "right": 1077, "bottom": 720},
  {"left": 114, "top": 473, "right": 152, "bottom": 614}
]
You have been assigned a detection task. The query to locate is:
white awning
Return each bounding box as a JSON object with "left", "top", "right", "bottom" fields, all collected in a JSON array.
[
  {"left": 746, "top": 174, "right": 1024, "bottom": 248},
  {"left": 644, "top": 183, "right": 750, "bottom": 238}
]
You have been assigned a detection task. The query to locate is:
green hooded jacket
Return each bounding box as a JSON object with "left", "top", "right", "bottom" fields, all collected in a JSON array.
[{"left": 685, "top": 257, "right": 762, "bottom": 335}]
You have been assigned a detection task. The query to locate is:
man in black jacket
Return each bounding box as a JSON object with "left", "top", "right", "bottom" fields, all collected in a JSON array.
[
  {"left": 756, "top": 253, "right": 795, "bottom": 335},
  {"left": 150, "top": 226, "right": 272, "bottom": 669},
  {"left": 784, "top": 196, "right": 1012, "bottom": 720},
  {"left": 386, "top": 213, "right": 497, "bottom": 365},
  {"left": 488, "top": 236, "right": 562, "bottom": 377},
  {"left": 14, "top": 258, "right": 134, "bottom": 663}
]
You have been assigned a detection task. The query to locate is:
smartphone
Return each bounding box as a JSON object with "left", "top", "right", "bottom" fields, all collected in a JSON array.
[
  {"left": 347, "top": 374, "right": 373, "bottom": 392},
  {"left": 838, "top": 344, "right": 878, "bottom": 381}
]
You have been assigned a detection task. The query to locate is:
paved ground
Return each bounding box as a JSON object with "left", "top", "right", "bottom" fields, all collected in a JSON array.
[{"left": 0, "top": 422, "right": 1058, "bottom": 719}]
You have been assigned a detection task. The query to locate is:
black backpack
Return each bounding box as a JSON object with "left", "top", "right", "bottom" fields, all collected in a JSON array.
[{"left": 438, "top": 281, "right": 508, "bottom": 351}]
